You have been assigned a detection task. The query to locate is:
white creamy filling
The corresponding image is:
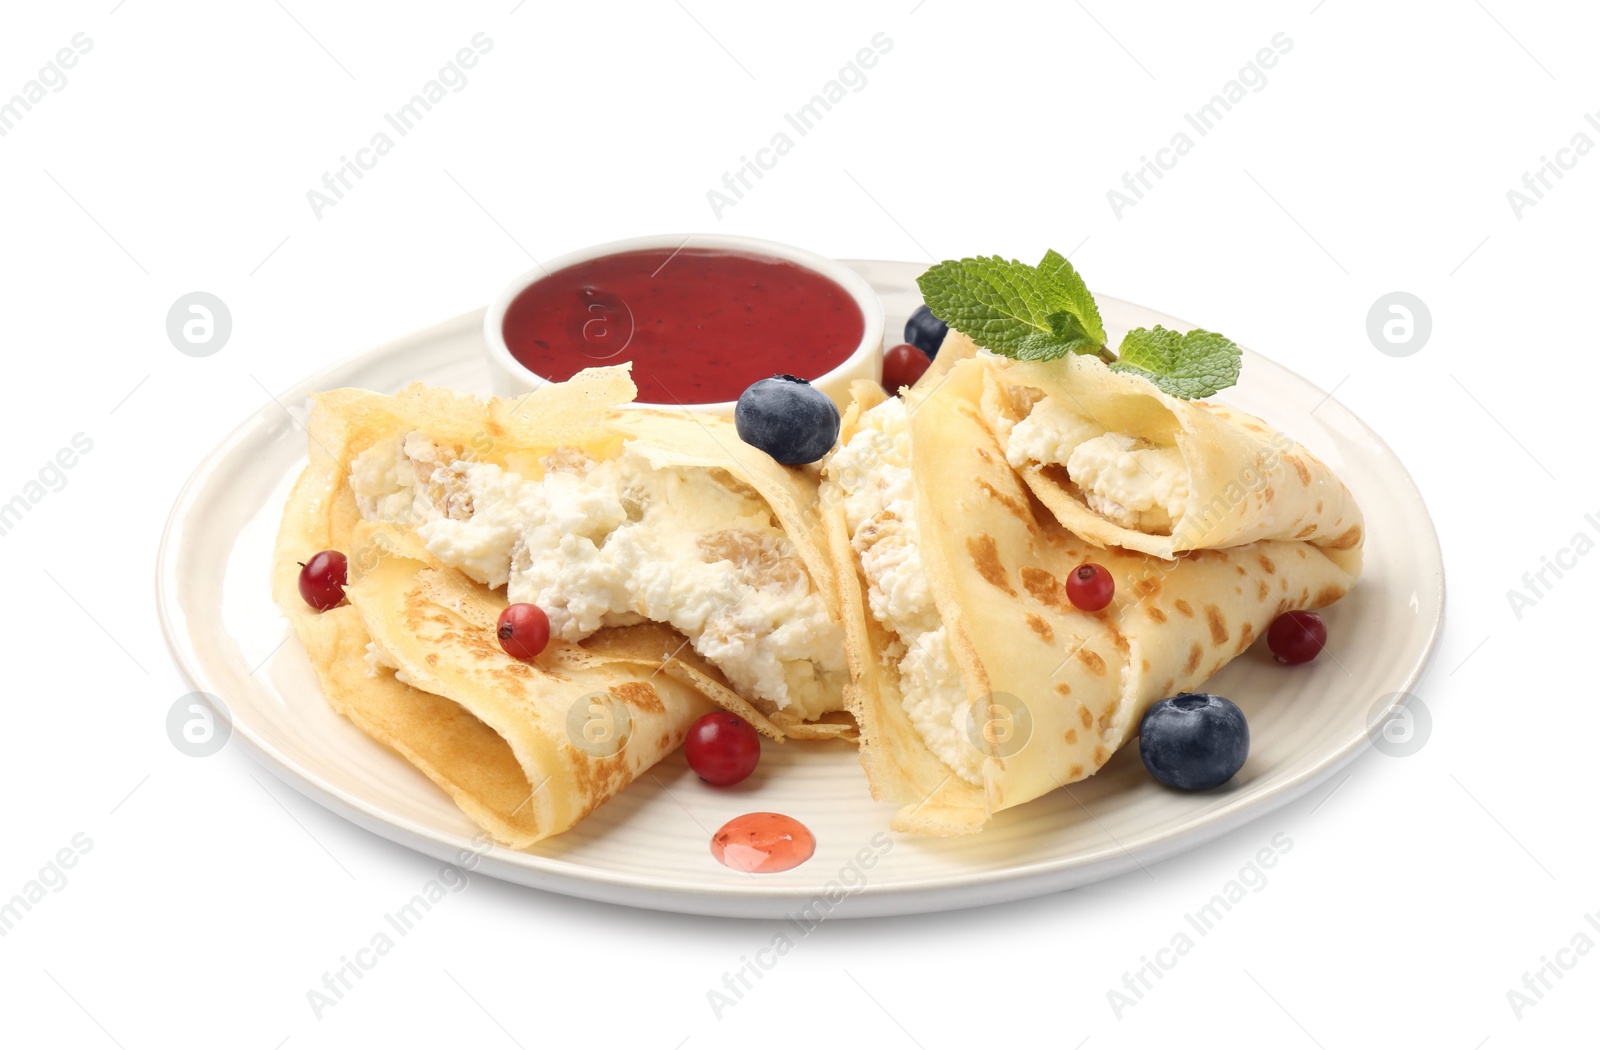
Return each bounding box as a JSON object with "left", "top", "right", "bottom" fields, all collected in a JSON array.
[
  {"left": 362, "top": 640, "right": 412, "bottom": 687},
  {"left": 825, "top": 399, "right": 982, "bottom": 785},
  {"left": 1004, "top": 395, "right": 1189, "bottom": 532},
  {"left": 348, "top": 434, "right": 846, "bottom": 720}
]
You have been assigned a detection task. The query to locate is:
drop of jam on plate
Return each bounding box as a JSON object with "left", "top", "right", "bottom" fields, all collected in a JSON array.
[
  {"left": 501, "top": 248, "right": 864, "bottom": 405},
  {"left": 710, "top": 812, "right": 816, "bottom": 874}
]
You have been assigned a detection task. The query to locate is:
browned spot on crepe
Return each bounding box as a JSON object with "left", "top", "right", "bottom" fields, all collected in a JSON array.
[
  {"left": 978, "top": 479, "right": 1031, "bottom": 522},
  {"left": 1078, "top": 705, "right": 1093, "bottom": 728},
  {"left": 1257, "top": 580, "right": 1270, "bottom": 600},
  {"left": 1093, "top": 744, "right": 1109, "bottom": 766},
  {"left": 1021, "top": 567, "right": 1066, "bottom": 609},
  {"left": 1064, "top": 728, "right": 1078, "bottom": 744},
  {"left": 1295, "top": 524, "right": 1318, "bottom": 538},
  {"left": 569, "top": 749, "right": 633, "bottom": 805},
  {"left": 1140, "top": 657, "right": 1151, "bottom": 671},
  {"left": 1205, "top": 605, "right": 1229, "bottom": 644},
  {"left": 1132, "top": 575, "right": 1162, "bottom": 598},
  {"left": 1147, "top": 604, "right": 1167, "bottom": 624},
  {"left": 1314, "top": 584, "right": 1345, "bottom": 607},
  {"left": 1026, "top": 613, "right": 1053, "bottom": 641},
  {"left": 1258, "top": 554, "right": 1276, "bottom": 575},
  {"left": 966, "top": 534, "right": 1015, "bottom": 594},
  {"left": 612, "top": 681, "right": 665, "bottom": 714},
  {"left": 1174, "top": 599, "right": 1193, "bottom": 618},
  {"left": 1184, "top": 643, "right": 1203, "bottom": 674},
  {"left": 1263, "top": 486, "right": 1274, "bottom": 502},
  {"left": 1067, "top": 764, "right": 1083, "bottom": 779},
  {"left": 1236, "top": 621, "right": 1255, "bottom": 654},
  {"left": 1055, "top": 681, "right": 1072, "bottom": 696},
  {"left": 1287, "top": 455, "right": 1312, "bottom": 485},
  {"left": 493, "top": 662, "right": 534, "bottom": 687},
  {"left": 1329, "top": 524, "right": 1363, "bottom": 550},
  {"left": 1077, "top": 649, "right": 1106, "bottom": 676},
  {"left": 1109, "top": 629, "right": 1130, "bottom": 655},
  {"left": 1315, "top": 500, "right": 1324, "bottom": 514}
]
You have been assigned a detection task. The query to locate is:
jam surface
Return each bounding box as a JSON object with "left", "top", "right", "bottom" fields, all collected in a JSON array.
[
  {"left": 502, "top": 248, "right": 864, "bottom": 404},
  {"left": 710, "top": 812, "right": 816, "bottom": 874}
]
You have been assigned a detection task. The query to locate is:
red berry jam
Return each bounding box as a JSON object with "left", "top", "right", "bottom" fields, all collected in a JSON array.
[{"left": 710, "top": 813, "right": 816, "bottom": 873}]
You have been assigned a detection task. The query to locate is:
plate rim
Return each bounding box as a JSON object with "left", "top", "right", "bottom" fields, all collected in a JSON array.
[{"left": 155, "top": 261, "right": 1446, "bottom": 918}]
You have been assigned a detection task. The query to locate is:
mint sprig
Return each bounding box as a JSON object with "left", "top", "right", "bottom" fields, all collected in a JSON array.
[
  {"left": 915, "top": 254, "right": 1110, "bottom": 364},
  {"left": 1110, "top": 326, "right": 1241, "bottom": 401},
  {"left": 915, "top": 252, "right": 1242, "bottom": 400}
]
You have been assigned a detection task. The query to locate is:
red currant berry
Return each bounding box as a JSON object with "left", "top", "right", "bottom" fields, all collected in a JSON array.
[
  {"left": 685, "top": 712, "right": 761, "bottom": 786},
  {"left": 1267, "top": 610, "right": 1326, "bottom": 665},
  {"left": 298, "top": 550, "right": 348, "bottom": 611},
  {"left": 497, "top": 603, "right": 551, "bottom": 661},
  {"left": 882, "top": 343, "right": 932, "bottom": 393},
  {"left": 1065, "top": 563, "right": 1114, "bottom": 611}
]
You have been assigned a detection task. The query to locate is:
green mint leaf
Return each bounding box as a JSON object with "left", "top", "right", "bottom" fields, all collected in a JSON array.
[
  {"left": 1010, "top": 311, "right": 1099, "bottom": 361},
  {"left": 916, "top": 254, "right": 1107, "bottom": 361},
  {"left": 1109, "top": 325, "right": 1241, "bottom": 399},
  {"left": 1036, "top": 250, "right": 1106, "bottom": 346}
]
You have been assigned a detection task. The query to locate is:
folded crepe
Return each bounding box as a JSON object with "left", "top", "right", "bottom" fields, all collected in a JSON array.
[
  {"left": 321, "top": 372, "right": 853, "bottom": 734},
  {"left": 274, "top": 366, "right": 851, "bottom": 847},
  {"left": 930, "top": 333, "right": 1363, "bottom": 571},
  {"left": 820, "top": 358, "right": 1360, "bottom": 834},
  {"left": 275, "top": 371, "right": 733, "bottom": 846}
]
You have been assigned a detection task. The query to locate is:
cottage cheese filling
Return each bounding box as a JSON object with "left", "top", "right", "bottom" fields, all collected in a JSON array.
[
  {"left": 825, "top": 399, "right": 981, "bottom": 784},
  {"left": 348, "top": 433, "right": 847, "bottom": 720},
  {"left": 1004, "top": 395, "right": 1189, "bottom": 532}
]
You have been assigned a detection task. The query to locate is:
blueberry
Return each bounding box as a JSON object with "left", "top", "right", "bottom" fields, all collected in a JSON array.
[
  {"left": 735, "top": 374, "right": 841, "bottom": 465},
  {"left": 904, "top": 305, "right": 949, "bottom": 358},
  {"left": 1138, "top": 693, "right": 1249, "bottom": 790}
]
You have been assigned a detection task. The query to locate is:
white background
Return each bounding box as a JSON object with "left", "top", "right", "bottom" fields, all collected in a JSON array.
[{"left": 1, "top": 0, "right": 1592, "bottom": 1046}]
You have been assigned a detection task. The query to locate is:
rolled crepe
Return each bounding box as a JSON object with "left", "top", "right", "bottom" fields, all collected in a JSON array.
[
  {"left": 822, "top": 359, "right": 1359, "bottom": 834},
  {"left": 931, "top": 333, "right": 1363, "bottom": 570}
]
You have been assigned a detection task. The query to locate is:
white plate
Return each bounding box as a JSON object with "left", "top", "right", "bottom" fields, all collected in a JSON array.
[{"left": 156, "top": 260, "right": 1444, "bottom": 918}]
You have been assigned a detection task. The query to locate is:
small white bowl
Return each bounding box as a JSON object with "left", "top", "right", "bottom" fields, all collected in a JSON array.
[{"left": 483, "top": 233, "right": 884, "bottom": 415}]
